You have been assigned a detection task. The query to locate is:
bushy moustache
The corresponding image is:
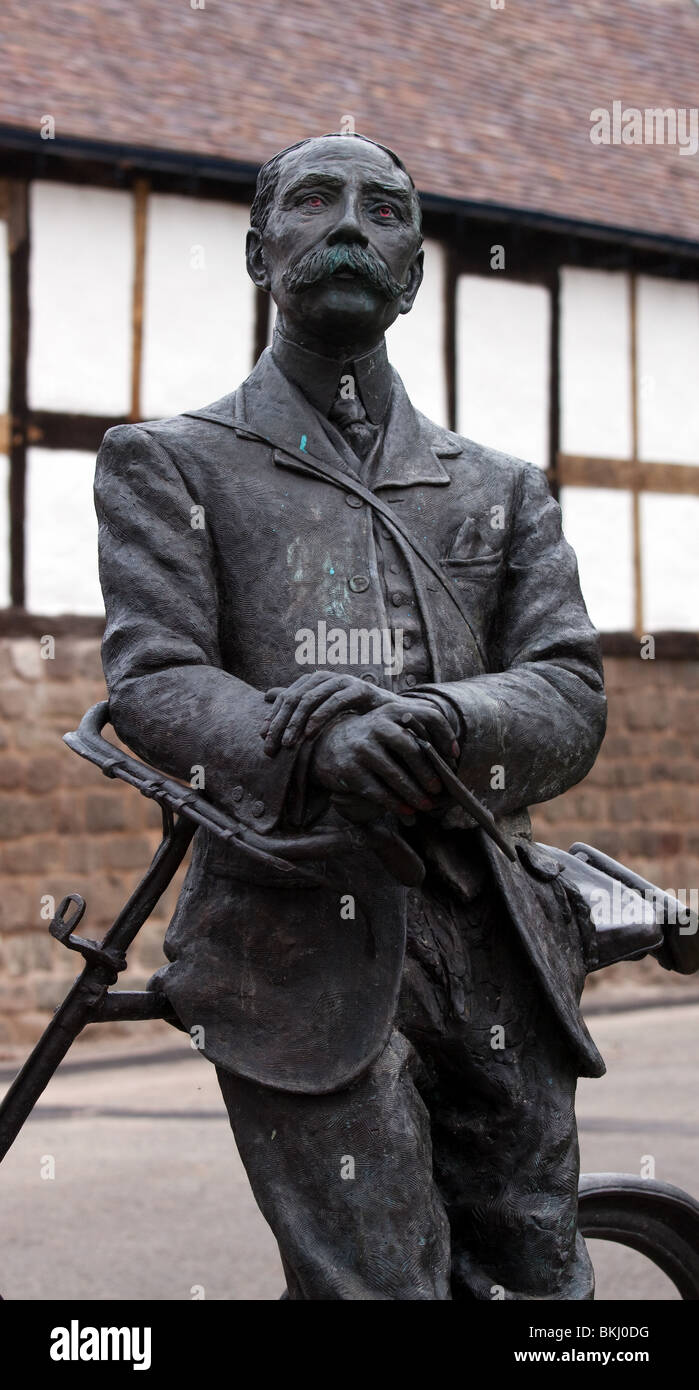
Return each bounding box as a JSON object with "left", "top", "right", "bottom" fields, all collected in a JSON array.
[{"left": 282, "top": 242, "right": 407, "bottom": 300}]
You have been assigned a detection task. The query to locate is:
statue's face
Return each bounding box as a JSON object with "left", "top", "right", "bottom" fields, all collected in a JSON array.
[{"left": 247, "top": 137, "right": 424, "bottom": 351}]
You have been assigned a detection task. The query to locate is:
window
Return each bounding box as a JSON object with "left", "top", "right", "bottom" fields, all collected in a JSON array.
[
  {"left": 0, "top": 207, "right": 9, "bottom": 607},
  {"left": 141, "top": 195, "right": 254, "bottom": 418},
  {"left": 558, "top": 268, "right": 699, "bottom": 633},
  {"left": 29, "top": 183, "right": 134, "bottom": 416},
  {"left": 386, "top": 239, "right": 448, "bottom": 426},
  {"left": 4, "top": 178, "right": 255, "bottom": 616},
  {"left": 26, "top": 449, "right": 101, "bottom": 614},
  {"left": 456, "top": 275, "right": 550, "bottom": 470}
]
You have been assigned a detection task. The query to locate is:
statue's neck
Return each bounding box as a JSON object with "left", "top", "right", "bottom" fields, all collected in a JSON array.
[{"left": 274, "top": 314, "right": 385, "bottom": 364}]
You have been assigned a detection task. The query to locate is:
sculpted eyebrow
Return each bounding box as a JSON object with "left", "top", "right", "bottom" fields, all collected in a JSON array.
[
  {"left": 362, "top": 180, "right": 412, "bottom": 206},
  {"left": 280, "top": 172, "right": 412, "bottom": 208},
  {"left": 281, "top": 172, "right": 345, "bottom": 202}
]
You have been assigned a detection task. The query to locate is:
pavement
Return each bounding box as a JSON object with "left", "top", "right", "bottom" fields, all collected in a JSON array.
[{"left": 1, "top": 997, "right": 697, "bottom": 1301}]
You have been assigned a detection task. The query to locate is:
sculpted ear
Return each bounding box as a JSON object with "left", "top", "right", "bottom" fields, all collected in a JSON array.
[
  {"left": 398, "top": 248, "right": 424, "bottom": 316},
  {"left": 246, "top": 228, "right": 271, "bottom": 291}
]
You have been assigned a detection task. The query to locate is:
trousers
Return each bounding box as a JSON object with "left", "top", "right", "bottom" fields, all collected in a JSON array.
[{"left": 216, "top": 862, "right": 594, "bottom": 1300}]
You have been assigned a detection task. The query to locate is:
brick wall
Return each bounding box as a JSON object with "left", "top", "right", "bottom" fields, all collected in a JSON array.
[
  {"left": 1, "top": 640, "right": 696, "bottom": 1051},
  {"left": 0, "top": 637, "right": 183, "bottom": 1050},
  {"left": 531, "top": 654, "right": 699, "bottom": 886}
]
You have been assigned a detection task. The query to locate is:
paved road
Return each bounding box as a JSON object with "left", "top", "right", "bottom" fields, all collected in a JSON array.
[{"left": 1, "top": 1002, "right": 697, "bottom": 1301}]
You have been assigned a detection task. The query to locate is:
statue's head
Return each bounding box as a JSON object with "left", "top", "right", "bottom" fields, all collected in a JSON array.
[{"left": 246, "top": 133, "right": 424, "bottom": 353}]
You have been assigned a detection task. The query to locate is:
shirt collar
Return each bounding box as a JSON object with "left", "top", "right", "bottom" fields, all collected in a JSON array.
[{"left": 271, "top": 326, "right": 393, "bottom": 424}]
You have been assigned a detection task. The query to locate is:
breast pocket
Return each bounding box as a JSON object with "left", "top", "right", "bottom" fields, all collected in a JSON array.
[
  {"left": 441, "top": 555, "right": 501, "bottom": 583},
  {"left": 440, "top": 556, "right": 502, "bottom": 638}
]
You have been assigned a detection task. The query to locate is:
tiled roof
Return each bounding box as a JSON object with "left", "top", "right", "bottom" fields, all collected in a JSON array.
[{"left": 1, "top": 0, "right": 698, "bottom": 242}]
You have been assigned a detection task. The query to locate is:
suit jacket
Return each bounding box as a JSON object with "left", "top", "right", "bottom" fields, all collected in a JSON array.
[{"left": 94, "top": 348, "right": 607, "bottom": 1091}]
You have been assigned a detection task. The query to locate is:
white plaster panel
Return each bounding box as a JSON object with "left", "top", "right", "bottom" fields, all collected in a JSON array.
[
  {"left": 28, "top": 183, "right": 133, "bottom": 415},
  {"left": 637, "top": 276, "right": 699, "bottom": 465},
  {"left": 560, "top": 268, "right": 632, "bottom": 459},
  {"left": 640, "top": 492, "right": 699, "bottom": 630},
  {"left": 0, "top": 454, "right": 9, "bottom": 607},
  {"left": 0, "top": 219, "right": 9, "bottom": 414},
  {"left": 387, "top": 239, "right": 447, "bottom": 426},
  {"left": 26, "top": 449, "right": 103, "bottom": 615},
  {"left": 456, "top": 275, "right": 550, "bottom": 469},
  {"left": 142, "top": 195, "right": 254, "bottom": 417},
  {"left": 560, "top": 486, "right": 634, "bottom": 631}
]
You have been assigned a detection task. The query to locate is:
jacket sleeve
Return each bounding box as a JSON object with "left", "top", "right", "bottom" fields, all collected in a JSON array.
[
  {"left": 94, "top": 422, "right": 301, "bottom": 832},
  {"left": 415, "top": 461, "right": 607, "bottom": 815}
]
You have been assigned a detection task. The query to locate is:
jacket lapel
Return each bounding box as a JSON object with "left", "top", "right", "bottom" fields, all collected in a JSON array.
[
  {"left": 239, "top": 350, "right": 355, "bottom": 470},
  {"left": 371, "top": 373, "right": 461, "bottom": 491},
  {"left": 194, "top": 352, "right": 463, "bottom": 492}
]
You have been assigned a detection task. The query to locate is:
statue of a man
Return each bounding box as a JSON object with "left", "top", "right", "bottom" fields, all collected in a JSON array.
[{"left": 95, "top": 133, "right": 607, "bottom": 1300}]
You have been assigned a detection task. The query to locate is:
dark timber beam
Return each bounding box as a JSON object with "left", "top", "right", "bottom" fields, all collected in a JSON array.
[{"left": 8, "top": 180, "right": 29, "bottom": 608}]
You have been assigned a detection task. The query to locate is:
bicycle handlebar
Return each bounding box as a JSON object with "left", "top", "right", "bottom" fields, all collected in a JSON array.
[{"left": 63, "top": 702, "right": 324, "bottom": 884}]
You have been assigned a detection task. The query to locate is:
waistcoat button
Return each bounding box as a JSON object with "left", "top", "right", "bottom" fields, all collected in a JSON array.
[{"left": 349, "top": 575, "right": 370, "bottom": 592}]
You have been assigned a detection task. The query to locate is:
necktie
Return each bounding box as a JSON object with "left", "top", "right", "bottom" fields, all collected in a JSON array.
[{"left": 328, "top": 389, "right": 380, "bottom": 463}]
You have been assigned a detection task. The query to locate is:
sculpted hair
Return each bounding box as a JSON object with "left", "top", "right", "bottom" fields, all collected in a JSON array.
[{"left": 250, "top": 133, "right": 423, "bottom": 239}]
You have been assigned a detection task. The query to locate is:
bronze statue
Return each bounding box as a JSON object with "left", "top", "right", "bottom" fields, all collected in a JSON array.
[{"left": 94, "top": 133, "right": 610, "bottom": 1300}]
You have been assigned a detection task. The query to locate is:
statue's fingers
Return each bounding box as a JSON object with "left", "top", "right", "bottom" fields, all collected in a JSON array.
[
  {"left": 302, "top": 686, "right": 375, "bottom": 739},
  {"left": 264, "top": 673, "right": 337, "bottom": 754},
  {"left": 359, "top": 740, "right": 435, "bottom": 812},
  {"left": 260, "top": 690, "right": 287, "bottom": 740},
  {"left": 380, "top": 724, "right": 443, "bottom": 796},
  {"left": 280, "top": 676, "right": 350, "bottom": 747},
  {"left": 261, "top": 675, "right": 322, "bottom": 736},
  {"left": 396, "top": 702, "right": 457, "bottom": 762},
  {"left": 348, "top": 770, "right": 417, "bottom": 820},
  {"left": 264, "top": 670, "right": 328, "bottom": 706}
]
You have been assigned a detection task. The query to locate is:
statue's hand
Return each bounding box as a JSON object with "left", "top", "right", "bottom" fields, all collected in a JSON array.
[
  {"left": 309, "top": 705, "right": 455, "bottom": 819},
  {"left": 379, "top": 695, "right": 461, "bottom": 764},
  {"left": 260, "top": 671, "right": 394, "bottom": 757}
]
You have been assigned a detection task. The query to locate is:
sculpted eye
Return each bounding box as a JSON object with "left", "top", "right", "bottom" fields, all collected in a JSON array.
[
  {"left": 303, "top": 194, "right": 325, "bottom": 208},
  {"left": 377, "top": 205, "right": 394, "bottom": 218}
]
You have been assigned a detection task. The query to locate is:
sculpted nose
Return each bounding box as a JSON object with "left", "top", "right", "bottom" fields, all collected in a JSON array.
[{"left": 326, "top": 197, "right": 369, "bottom": 248}]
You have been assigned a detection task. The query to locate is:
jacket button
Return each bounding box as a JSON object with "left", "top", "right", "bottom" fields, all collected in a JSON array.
[
  {"left": 391, "top": 591, "right": 404, "bottom": 606},
  {"left": 404, "top": 673, "right": 417, "bottom": 687},
  {"left": 251, "top": 800, "right": 265, "bottom": 817},
  {"left": 345, "top": 495, "right": 363, "bottom": 508},
  {"left": 362, "top": 672, "right": 379, "bottom": 684},
  {"left": 403, "top": 634, "right": 412, "bottom": 648},
  {"left": 232, "top": 786, "right": 244, "bottom": 802},
  {"left": 349, "top": 575, "right": 370, "bottom": 592}
]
